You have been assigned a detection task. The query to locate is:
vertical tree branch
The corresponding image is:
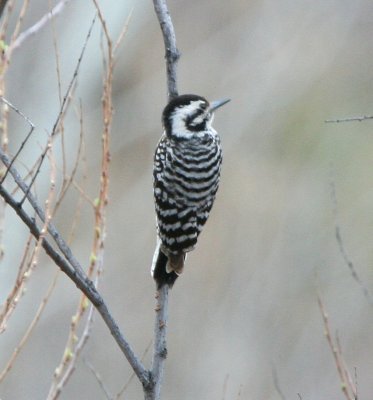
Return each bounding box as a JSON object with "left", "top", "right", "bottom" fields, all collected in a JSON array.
[
  {"left": 147, "top": 285, "right": 169, "bottom": 400},
  {"left": 147, "top": 1, "right": 180, "bottom": 398},
  {"left": 152, "top": 0, "right": 180, "bottom": 100}
]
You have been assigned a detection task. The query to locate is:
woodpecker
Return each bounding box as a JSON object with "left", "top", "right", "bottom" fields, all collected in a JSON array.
[{"left": 151, "top": 94, "right": 230, "bottom": 288}]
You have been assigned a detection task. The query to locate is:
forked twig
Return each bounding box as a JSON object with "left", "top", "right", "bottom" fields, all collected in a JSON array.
[{"left": 0, "top": 96, "right": 35, "bottom": 185}]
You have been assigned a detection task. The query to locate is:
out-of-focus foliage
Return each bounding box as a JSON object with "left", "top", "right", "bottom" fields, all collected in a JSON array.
[{"left": 1, "top": 0, "right": 373, "bottom": 398}]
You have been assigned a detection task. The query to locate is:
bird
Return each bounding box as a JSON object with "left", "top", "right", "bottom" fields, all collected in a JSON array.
[{"left": 151, "top": 94, "right": 230, "bottom": 289}]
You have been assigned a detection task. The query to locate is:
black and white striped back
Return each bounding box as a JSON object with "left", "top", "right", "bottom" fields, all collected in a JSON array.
[{"left": 151, "top": 94, "right": 228, "bottom": 288}]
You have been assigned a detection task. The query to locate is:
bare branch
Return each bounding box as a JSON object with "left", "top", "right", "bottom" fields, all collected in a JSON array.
[
  {"left": 113, "top": 9, "right": 133, "bottom": 56},
  {"left": 8, "top": 0, "right": 30, "bottom": 52},
  {"left": 318, "top": 295, "right": 356, "bottom": 400},
  {"left": 334, "top": 227, "right": 373, "bottom": 305},
  {"left": 10, "top": 0, "right": 72, "bottom": 52},
  {"left": 152, "top": 0, "right": 180, "bottom": 99},
  {"left": 329, "top": 175, "right": 373, "bottom": 305},
  {"left": 54, "top": 102, "right": 85, "bottom": 211},
  {"left": 146, "top": 285, "right": 169, "bottom": 399},
  {"left": 0, "top": 96, "right": 35, "bottom": 185},
  {"left": 48, "top": 302, "right": 97, "bottom": 399},
  {"left": 0, "top": 234, "right": 33, "bottom": 333},
  {"left": 325, "top": 115, "right": 373, "bottom": 123},
  {"left": 0, "top": 271, "right": 59, "bottom": 382},
  {"left": 143, "top": 1, "right": 181, "bottom": 398}
]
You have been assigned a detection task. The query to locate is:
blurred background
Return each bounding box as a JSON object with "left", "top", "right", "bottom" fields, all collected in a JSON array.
[{"left": 1, "top": 0, "right": 373, "bottom": 398}]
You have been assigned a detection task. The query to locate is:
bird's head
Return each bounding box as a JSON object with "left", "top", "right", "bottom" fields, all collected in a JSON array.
[{"left": 162, "top": 94, "right": 230, "bottom": 140}]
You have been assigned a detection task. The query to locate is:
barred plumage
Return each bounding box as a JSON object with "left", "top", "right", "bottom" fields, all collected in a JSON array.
[{"left": 151, "top": 94, "right": 229, "bottom": 288}]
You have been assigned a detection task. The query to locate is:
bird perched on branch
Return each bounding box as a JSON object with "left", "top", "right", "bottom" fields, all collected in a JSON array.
[{"left": 151, "top": 94, "right": 230, "bottom": 288}]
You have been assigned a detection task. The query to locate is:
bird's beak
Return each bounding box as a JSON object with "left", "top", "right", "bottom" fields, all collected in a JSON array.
[{"left": 209, "top": 98, "right": 231, "bottom": 112}]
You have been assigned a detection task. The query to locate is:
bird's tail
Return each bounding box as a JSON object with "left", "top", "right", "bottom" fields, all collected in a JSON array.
[{"left": 151, "top": 239, "right": 185, "bottom": 289}]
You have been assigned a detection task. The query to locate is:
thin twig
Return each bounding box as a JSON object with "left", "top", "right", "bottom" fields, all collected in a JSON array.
[
  {"left": 10, "top": 0, "right": 72, "bottom": 51},
  {"left": 0, "top": 233, "right": 33, "bottom": 333},
  {"left": 317, "top": 295, "right": 356, "bottom": 400},
  {"left": 18, "top": 14, "right": 96, "bottom": 205},
  {"left": 113, "top": 9, "right": 133, "bottom": 57},
  {"left": 48, "top": 0, "right": 67, "bottom": 181},
  {"left": 329, "top": 175, "right": 373, "bottom": 305},
  {"left": 0, "top": 270, "right": 59, "bottom": 382},
  {"left": 85, "top": 358, "right": 114, "bottom": 400},
  {"left": 335, "top": 333, "right": 356, "bottom": 397},
  {"left": 54, "top": 101, "right": 85, "bottom": 211},
  {"left": 335, "top": 227, "right": 373, "bottom": 305},
  {"left": 8, "top": 0, "right": 30, "bottom": 51},
  {"left": 116, "top": 340, "right": 153, "bottom": 399},
  {"left": 152, "top": 0, "right": 180, "bottom": 99},
  {"left": 325, "top": 115, "right": 373, "bottom": 123},
  {"left": 48, "top": 301, "right": 96, "bottom": 399},
  {"left": 0, "top": 96, "right": 35, "bottom": 185}
]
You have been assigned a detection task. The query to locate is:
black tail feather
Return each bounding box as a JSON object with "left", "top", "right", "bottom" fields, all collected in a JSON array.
[{"left": 153, "top": 248, "right": 178, "bottom": 289}]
